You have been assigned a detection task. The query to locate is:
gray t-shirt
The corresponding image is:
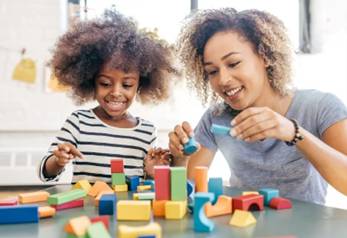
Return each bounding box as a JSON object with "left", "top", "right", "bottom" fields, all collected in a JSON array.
[{"left": 195, "top": 89, "right": 347, "bottom": 204}]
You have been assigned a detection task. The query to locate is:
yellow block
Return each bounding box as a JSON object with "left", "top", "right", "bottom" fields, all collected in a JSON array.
[
  {"left": 94, "top": 191, "right": 114, "bottom": 206},
  {"left": 64, "top": 216, "right": 91, "bottom": 236},
  {"left": 229, "top": 210, "right": 257, "bottom": 227},
  {"left": 118, "top": 222, "right": 161, "bottom": 238},
  {"left": 74, "top": 180, "right": 92, "bottom": 193},
  {"left": 114, "top": 184, "right": 128, "bottom": 192},
  {"left": 242, "top": 191, "right": 259, "bottom": 196},
  {"left": 39, "top": 206, "right": 56, "bottom": 218},
  {"left": 165, "top": 200, "right": 187, "bottom": 219},
  {"left": 117, "top": 200, "right": 151, "bottom": 221},
  {"left": 12, "top": 58, "right": 36, "bottom": 84},
  {"left": 137, "top": 185, "right": 151, "bottom": 192},
  {"left": 18, "top": 191, "right": 50, "bottom": 204}
]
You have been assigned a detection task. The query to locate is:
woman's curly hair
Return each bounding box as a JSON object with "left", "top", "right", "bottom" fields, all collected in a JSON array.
[
  {"left": 176, "top": 8, "right": 293, "bottom": 105},
  {"left": 51, "top": 9, "right": 179, "bottom": 104}
]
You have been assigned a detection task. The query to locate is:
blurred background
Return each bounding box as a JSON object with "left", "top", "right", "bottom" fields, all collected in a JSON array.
[{"left": 0, "top": 0, "right": 346, "bottom": 208}]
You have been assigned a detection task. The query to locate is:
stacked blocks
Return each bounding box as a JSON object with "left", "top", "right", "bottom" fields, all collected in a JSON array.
[
  {"left": 99, "top": 194, "right": 117, "bottom": 215},
  {"left": 194, "top": 192, "right": 215, "bottom": 232},
  {"left": 208, "top": 177, "right": 223, "bottom": 204},
  {"left": 259, "top": 188, "right": 279, "bottom": 206},
  {"left": 194, "top": 166, "right": 208, "bottom": 193},
  {"left": 170, "top": 167, "right": 187, "bottom": 201},
  {"left": 126, "top": 176, "right": 140, "bottom": 192},
  {"left": 48, "top": 189, "right": 86, "bottom": 211},
  {"left": 111, "top": 159, "right": 128, "bottom": 192},
  {"left": 154, "top": 166, "right": 170, "bottom": 200}
]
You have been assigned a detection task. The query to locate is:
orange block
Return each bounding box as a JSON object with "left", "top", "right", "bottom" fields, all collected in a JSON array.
[
  {"left": 64, "top": 216, "right": 91, "bottom": 236},
  {"left": 39, "top": 206, "right": 56, "bottom": 218},
  {"left": 88, "top": 181, "right": 113, "bottom": 197},
  {"left": 205, "top": 195, "right": 232, "bottom": 217},
  {"left": 152, "top": 200, "right": 167, "bottom": 217},
  {"left": 18, "top": 191, "right": 50, "bottom": 204},
  {"left": 194, "top": 166, "right": 208, "bottom": 192},
  {"left": 94, "top": 191, "right": 114, "bottom": 206}
]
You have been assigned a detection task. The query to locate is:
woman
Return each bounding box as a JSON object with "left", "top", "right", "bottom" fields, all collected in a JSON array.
[{"left": 169, "top": 8, "right": 347, "bottom": 204}]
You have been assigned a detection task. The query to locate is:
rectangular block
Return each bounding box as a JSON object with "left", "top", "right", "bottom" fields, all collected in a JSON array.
[
  {"left": 133, "top": 192, "right": 155, "bottom": 200},
  {"left": 99, "top": 194, "right": 117, "bottom": 215},
  {"left": 64, "top": 215, "right": 91, "bottom": 236},
  {"left": 117, "top": 200, "right": 151, "bottom": 221},
  {"left": 90, "top": 215, "right": 110, "bottom": 230},
  {"left": 39, "top": 206, "right": 56, "bottom": 218},
  {"left": 48, "top": 189, "right": 86, "bottom": 205},
  {"left": 19, "top": 190, "right": 50, "bottom": 204},
  {"left": 0, "top": 197, "right": 18, "bottom": 206},
  {"left": 112, "top": 173, "right": 126, "bottom": 186},
  {"left": 137, "top": 185, "right": 152, "bottom": 192},
  {"left": 208, "top": 177, "right": 223, "bottom": 204},
  {"left": 152, "top": 200, "right": 167, "bottom": 217},
  {"left": 154, "top": 166, "right": 170, "bottom": 200},
  {"left": 73, "top": 180, "right": 92, "bottom": 193},
  {"left": 126, "top": 176, "right": 140, "bottom": 191},
  {"left": 114, "top": 184, "right": 128, "bottom": 192},
  {"left": 194, "top": 167, "right": 208, "bottom": 193},
  {"left": 0, "top": 205, "right": 39, "bottom": 224},
  {"left": 118, "top": 222, "right": 161, "bottom": 238},
  {"left": 111, "top": 159, "right": 124, "bottom": 173},
  {"left": 95, "top": 191, "right": 114, "bottom": 206},
  {"left": 51, "top": 199, "right": 84, "bottom": 211},
  {"left": 165, "top": 200, "right": 187, "bottom": 219},
  {"left": 87, "top": 222, "right": 111, "bottom": 238},
  {"left": 170, "top": 167, "right": 187, "bottom": 201}
]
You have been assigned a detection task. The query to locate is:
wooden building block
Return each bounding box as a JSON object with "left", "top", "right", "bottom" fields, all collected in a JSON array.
[
  {"left": 51, "top": 199, "right": 84, "bottom": 211},
  {"left": 0, "top": 205, "right": 39, "bottom": 224},
  {"left": 259, "top": 188, "right": 279, "bottom": 206},
  {"left": 154, "top": 166, "right": 170, "bottom": 200},
  {"left": 39, "top": 206, "right": 56, "bottom": 218},
  {"left": 242, "top": 191, "right": 259, "bottom": 196},
  {"left": 114, "top": 184, "right": 128, "bottom": 192},
  {"left": 229, "top": 209, "right": 256, "bottom": 227},
  {"left": 210, "top": 124, "right": 231, "bottom": 135},
  {"left": 64, "top": 215, "right": 91, "bottom": 236},
  {"left": 18, "top": 190, "right": 50, "bottom": 204},
  {"left": 232, "top": 194, "right": 264, "bottom": 213},
  {"left": 90, "top": 215, "right": 110, "bottom": 230},
  {"left": 112, "top": 173, "right": 126, "bottom": 186},
  {"left": 170, "top": 167, "right": 187, "bottom": 201},
  {"left": 48, "top": 189, "right": 86, "bottom": 205},
  {"left": 117, "top": 200, "right": 151, "bottom": 221},
  {"left": 126, "top": 176, "right": 140, "bottom": 191},
  {"left": 152, "top": 200, "right": 167, "bottom": 217},
  {"left": 99, "top": 194, "right": 117, "bottom": 215},
  {"left": 269, "top": 197, "right": 292, "bottom": 210},
  {"left": 186, "top": 180, "right": 195, "bottom": 197},
  {"left": 73, "top": 180, "right": 92, "bottom": 193},
  {"left": 88, "top": 181, "right": 113, "bottom": 197},
  {"left": 118, "top": 222, "right": 161, "bottom": 238},
  {"left": 205, "top": 195, "right": 232, "bottom": 217},
  {"left": 183, "top": 137, "right": 198, "bottom": 155},
  {"left": 137, "top": 185, "right": 152, "bottom": 192},
  {"left": 208, "top": 177, "right": 223, "bottom": 204},
  {"left": 111, "top": 159, "right": 124, "bottom": 173},
  {"left": 0, "top": 197, "right": 18, "bottom": 206},
  {"left": 94, "top": 191, "right": 114, "bottom": 206},
  {"left": 143, "top": 180, "right": 155, "bottom": 190},
  {"left": 133, "top": 192, "right": 155, "bottom": 200},
  {"left": 87, "top": 222, "right": 111, "bottom": 238},
  {"left": 194, "top": 192, "right": 214, "bottom": 232},
  {"left": 194, "top": 166, "right": 208, "bottom": 193},
  {"left": 165, "top": 200, "right": 187, "bottom": 219}
]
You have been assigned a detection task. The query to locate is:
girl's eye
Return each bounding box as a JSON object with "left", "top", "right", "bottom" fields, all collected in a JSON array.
[
  {"left": 100, "top": 82, "right": 111, "bottom": 87},
  {"left": 123, "top": 84, "right": 133, "bottom": 88}
]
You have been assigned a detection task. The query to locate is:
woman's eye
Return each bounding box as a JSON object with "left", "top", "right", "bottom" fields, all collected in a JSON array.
[{"left": 228, "top": 61, "right": 241, "bottom": 68}]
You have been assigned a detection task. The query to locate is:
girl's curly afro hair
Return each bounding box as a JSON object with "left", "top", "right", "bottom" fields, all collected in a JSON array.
[
  {"left": 51, "top": 9, "right": 179, "bottom": 104},
  {"left": 176, "top": 8, "right": 293, "bottom": 105}
]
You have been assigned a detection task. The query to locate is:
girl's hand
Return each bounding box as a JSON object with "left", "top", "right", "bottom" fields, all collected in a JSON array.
[
  {"left": 53, "top": 143, "right": 83, "bottom": 167},
  {"left": 144, "top": 147, "right": 172, "bottom": 178},
  {"left": 230, "top": 107, "right": 295, "bottom": 142}
]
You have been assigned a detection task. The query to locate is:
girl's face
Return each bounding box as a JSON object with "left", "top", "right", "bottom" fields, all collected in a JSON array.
[
  {"left": 203, "top": 30, "right": 273, "bottom": 110},
  {"left": 95, "top": 64, "right": 139, "bottom": 121}
]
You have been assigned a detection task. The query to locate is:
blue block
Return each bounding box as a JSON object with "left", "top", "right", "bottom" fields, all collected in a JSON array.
[
  {"left": 194, "top": 192, "right": 214, "bottom": 232},
  {"left": 208, "top": 177, "right": 223, "bottom": 205},
  {"left": 126, "top": 176, "right": 140, "bottom": 191},
  {"left": 183, "top": 137, "right": 198, "bottom": 155},
  {"left": 187, "top": 179, "right": 195, "bottom": 197},
  {"left": 258, "top": 188, "right": 279, "bottom": 206},
  {"left": 143, "top": 179, "right": 155, "bottom": 190},
  {"left": 99, "top": 194, "right": 117, "bottom": 215},
  {"left": 0, "top": 205, "right": 39, "bottom": 224},
  {"left": 137, "top": 236, "right": 156, "bottom": 238},
  {"left": 210, "top": 124, "right": 231, "bottom": 135}
]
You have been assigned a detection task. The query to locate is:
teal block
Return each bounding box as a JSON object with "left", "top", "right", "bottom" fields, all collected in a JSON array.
[
  {"left": 183, "top": 137, "right": 198, "bottom": 155},
  {"left": 194, "top": 192, "right": 214, "bottom": 232},
  {"left": 208, "top": 177, "right": 223, "bottom": 205},
  {"left": 143, "top": 180, "right": 155, "bottom": 190},
  {"left": 210, "top": 124, "right": 231, "bottom": 135},
  {"left": 259, "top": 188, "right": 279, "bottom": 205},
  {"left": 48, "top": 189, "right": 86, "bottom": 205},
  {"left": 171, "top": 167, "right": 187, "bottom": 201}
]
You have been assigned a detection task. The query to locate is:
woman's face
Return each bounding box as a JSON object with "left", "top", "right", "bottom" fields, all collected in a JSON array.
[{"left": 203, "top": 30, "right": 272, "bottom": 110}]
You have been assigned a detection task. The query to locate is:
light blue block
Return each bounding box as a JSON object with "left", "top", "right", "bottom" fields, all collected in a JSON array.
[
  {"left": 208, "top": 177, "right": 223, "bottom": 205},
  {"left": 183, "top": 137, "right": 198, "bottom": 155},
  {"left": 258, "top": 188, "right": 279, "bottom": 206},
  {"left": 194, "top": 192, "right": 214, "bottom": 232},
  {"left": 210, "top": 124, "right": 231, "bottom": 135},
  {"left": 143, "top": 179, "right": 155, "bottom": 191},
  {"left": 0, "top": 205, "right": 39, "bottom": 224}
]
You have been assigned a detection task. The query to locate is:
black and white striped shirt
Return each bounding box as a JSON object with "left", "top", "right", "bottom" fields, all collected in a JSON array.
[{"left": 39, "top": 109, "right": 156, "bottom": 183}]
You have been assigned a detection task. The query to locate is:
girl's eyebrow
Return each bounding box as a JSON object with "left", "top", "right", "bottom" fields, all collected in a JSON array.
[{"left": 203, "top": 51, "right": 240, "bottom": 66}]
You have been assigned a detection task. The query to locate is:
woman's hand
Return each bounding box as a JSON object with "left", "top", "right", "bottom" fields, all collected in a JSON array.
[
  {"left": 230, "top": 107, "right": 295, "bottom": 142},
  {"left": 144, "top": 147, "right": 172, "bottom": 178},
  {"left": 53, "top": 143, "right": 83, "bottom": 167}
]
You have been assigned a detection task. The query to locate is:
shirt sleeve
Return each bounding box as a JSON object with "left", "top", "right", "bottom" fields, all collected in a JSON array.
[
  {"left": 38, "top": 112, "right": 80, "bottom": 182},
  {"left": 150, "top": 126, "right": 158, "bottom": 148},
  {"left": 194, "top": 108, "right": 218, "bottom": 152},
  {"left": 317, "top": 93, "right": 347, "bottom": 136}
]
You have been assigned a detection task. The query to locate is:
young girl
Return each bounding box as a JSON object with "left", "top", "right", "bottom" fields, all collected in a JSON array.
[
  {"left": 169, "top": 8, "right": 347, "bottom": 204},
  {"left": 39, "top": 10, "right": 177, "bottom": 183}
]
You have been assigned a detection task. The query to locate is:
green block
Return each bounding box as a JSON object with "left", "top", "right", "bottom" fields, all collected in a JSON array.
[
  {"left": 66, "top": 233, "right": 86, "bottom": 238},
  {"left": 86, "top": 222, "right": 111, "bottom": 238},
  {"left": 171, "top": 167, "right": 187, "bottom": 201},
  {"left": 112, "top": 173, "right": 125, "bottom": 186},
  {"left": 48, "top": 189, "right": 86, "bottom": 205}
]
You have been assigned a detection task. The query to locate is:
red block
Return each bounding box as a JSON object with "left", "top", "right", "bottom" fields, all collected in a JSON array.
[
  {"left": 50, "top": 199, "right": 84, "bottom": 211},
  {"left": 269, "top": 197, "right": 292, "bottom": 210},
  {"left": 232, "top": 194, "right": 264, "bottom": 213},
  {"left": 154, "top": 166, "right": 170, "bottom": 200},
  {"left": 111, "top": 159, "right": 124, "bottom": 173},
  {"left": 90, "top": 215, "right": 110, "bottom": 230},
  {"left": 0, "top": 197, "right": 18, "bottom": 206}
]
